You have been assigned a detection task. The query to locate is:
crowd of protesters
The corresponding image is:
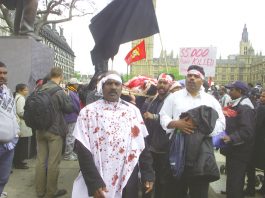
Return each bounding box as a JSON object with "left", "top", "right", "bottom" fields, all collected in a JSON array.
[{"left": 1, "top": 61, "right": 265, "bottom": 198}]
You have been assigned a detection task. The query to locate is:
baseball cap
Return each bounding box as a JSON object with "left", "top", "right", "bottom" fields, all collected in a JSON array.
[
  {"left": 69, "top": 78, "right": 80, "bottom": 85},
  {"left": 225, "top": 81, "right": 248, "bottom": 92}
]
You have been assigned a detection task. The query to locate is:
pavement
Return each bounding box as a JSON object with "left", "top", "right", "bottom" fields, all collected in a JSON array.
[
  {"left": 210, "top": 151, "right": 263, "bottom": 198},
  {"left": 4, "top": 159, "right": 79, "bottom": 198},
  {"left": 3, "top": 151, "right": 262, "bottom": 198}
]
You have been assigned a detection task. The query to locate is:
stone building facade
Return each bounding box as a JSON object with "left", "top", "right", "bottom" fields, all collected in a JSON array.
[
  {"left": 39, "top": 24, "right": 75, "bottom": 80},
  {"left": 131, "top": 23, "right": 265, "bottom": 86},
  {"left": 214, "top": 24, "right": 265, "bottom": 86}
]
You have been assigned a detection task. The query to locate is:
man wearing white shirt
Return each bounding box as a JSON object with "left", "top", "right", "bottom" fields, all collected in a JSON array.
[{"left": 159, "top": 65, "right": 225, "bottom": 198}]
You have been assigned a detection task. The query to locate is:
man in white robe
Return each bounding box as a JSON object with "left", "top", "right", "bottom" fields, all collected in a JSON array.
[{"left": 72, "top": 71, "right": 154, "bottom": 198}]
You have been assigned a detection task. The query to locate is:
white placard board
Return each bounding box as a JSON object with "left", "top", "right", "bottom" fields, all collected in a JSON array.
[{"left": 179, "top": 47, "right": 217, "bottom": 77}]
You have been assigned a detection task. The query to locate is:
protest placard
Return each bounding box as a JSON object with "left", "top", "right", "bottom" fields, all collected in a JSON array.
[{"left": 179, "top": 47, "right": 217, "bottom": 77}]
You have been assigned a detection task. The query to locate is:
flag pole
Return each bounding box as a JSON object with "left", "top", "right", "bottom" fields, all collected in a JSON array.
[
  {"left": 111, "top": 59, "right": 114, "bottom": 70},
  {"left": 159, "top": 33, "right": 168, "bottom": 73},
  {"left": 127, "top": 64, "right": 129, "bottom": 81}
]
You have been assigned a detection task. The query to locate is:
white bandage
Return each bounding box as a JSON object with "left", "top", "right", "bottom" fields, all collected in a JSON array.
[
  {"left": 187, "top": 69, "right": 205, "bottom": 80},
  {"left": 97, "top": 74, "right": 122, "bottom": 94}
]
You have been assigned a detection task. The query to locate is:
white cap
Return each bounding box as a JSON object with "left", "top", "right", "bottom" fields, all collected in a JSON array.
[{"left": 69, "top": 78, "right": 80, "bottom": 85}]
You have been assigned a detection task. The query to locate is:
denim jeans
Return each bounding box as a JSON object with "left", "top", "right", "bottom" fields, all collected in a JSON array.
[
  {"left": 0, "top": 144, "right": 14, "bottom": 194},
  {"left": 64, "top": 122, "right": 76, "bottom": 157}
]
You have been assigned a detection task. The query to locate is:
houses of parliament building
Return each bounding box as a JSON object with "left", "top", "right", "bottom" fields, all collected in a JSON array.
[{"left": 131, "top": 24, "right": 265, "bottom": 87}]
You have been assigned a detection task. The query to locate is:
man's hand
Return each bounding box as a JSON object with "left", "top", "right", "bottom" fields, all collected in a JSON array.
[
  {"left": 144, "top": 181, "right": 154, "bottom": 194},
  {"left": 143, "top": 112, "right": 154, "bottom": 120},
  {"left": 222, "top": 135, "right": 232, "bottom": 143},
  {"left": 94, "top": 187, "right": 108, "bottom": 198},
  {"left": 170, "top": 117, "right": 196, "bottom": 134}
]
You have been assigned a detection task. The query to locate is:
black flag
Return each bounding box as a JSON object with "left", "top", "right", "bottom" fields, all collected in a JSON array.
[{"left": 89, "top": 0, "right": 160, "bottom": 66}]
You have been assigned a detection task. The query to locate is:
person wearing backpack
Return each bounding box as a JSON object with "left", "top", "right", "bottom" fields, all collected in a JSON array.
[
  {"left": 0, "top": 61, "right": 19, "bottom": 198},
  {"left": 34, "top": 67, "right": 74, "bottom": 198},
  {"left": 220, "top": 80, "right": 255, "bottom": 198}
]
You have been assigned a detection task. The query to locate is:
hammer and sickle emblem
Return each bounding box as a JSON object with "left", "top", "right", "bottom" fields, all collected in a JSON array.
[{"left": 131, "top": 47, "right": 140, "bottom": 59}]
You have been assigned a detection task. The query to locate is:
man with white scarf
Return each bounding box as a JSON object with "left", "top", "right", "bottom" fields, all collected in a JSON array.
[{"left": 72, "top": 71, "right": 154, "bottom": 198}]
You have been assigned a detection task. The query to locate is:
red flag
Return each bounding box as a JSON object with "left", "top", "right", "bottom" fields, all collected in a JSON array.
[{"left": 125, "top": 40, "right": 146, "bottom": 65}]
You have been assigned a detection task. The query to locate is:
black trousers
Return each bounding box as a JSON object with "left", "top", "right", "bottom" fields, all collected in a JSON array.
[
  {"left": 122, "top": 166, "right": 139, "bottom": 198},
  {"left": 151, "top": 152, "right": 178, "bottom": 198},
  {"left": 226, "top": 156, "right": 247, "bottom": 198},
  {"left": 175, "top": 175, "right": 209, "bottom": 198},
  {"left": 246, "top": 162, "right": 256, "bottom": 192},
  {"left": 13, "top": 137, "right": 29, "bottom": 165},
  {"left": 246, "top": 161, "right": 265, "bottom": 192},
  {"left": 188, "top": 179, "right": 209, "bottom": 198}
]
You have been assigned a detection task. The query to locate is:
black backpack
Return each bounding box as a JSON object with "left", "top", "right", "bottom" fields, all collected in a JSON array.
[{"left": 24, "top": 86, "right": 61, "bottom": 130}]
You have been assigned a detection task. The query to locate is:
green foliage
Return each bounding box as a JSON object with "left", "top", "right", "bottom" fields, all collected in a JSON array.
[
  {"left": 73, "top": 71, "right": 81, "bottom": 80},
  {"left": 122, "top": 74, "right": 134, "bottom": 82}
]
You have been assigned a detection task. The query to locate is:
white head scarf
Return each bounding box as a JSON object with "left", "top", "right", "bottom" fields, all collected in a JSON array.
[
  {"left": 96, "top": 73, "right": 122, "bottom": 95},
  {"left": 158, "top": 73, "right": 173, "bottom": 83},
  {"left": 187, "top": 69, "right": 205, "bottom": 80}
]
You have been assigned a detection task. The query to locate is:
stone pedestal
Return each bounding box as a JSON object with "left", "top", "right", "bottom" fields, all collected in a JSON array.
[{"left": 0, "top": 36, "right": 54, "bottom": 91}]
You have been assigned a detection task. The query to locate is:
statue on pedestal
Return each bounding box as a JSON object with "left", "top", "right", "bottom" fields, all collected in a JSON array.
[{"left": 1, "top": 0, "right": 41, "bottom": 41}]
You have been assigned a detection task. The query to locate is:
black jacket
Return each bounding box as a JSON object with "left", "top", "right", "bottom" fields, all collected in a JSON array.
[
  {"left": 181, "top": 105, "right": 220, "bottom": 182},
  {"left": 253, "top": 104, "right": 265, "bottom": 168},
  {"left": 220, "top": 98, "right": 256, "bottom": 162},
  {"left": 144, "top": 94, "right": 170, "bottom": 153}
]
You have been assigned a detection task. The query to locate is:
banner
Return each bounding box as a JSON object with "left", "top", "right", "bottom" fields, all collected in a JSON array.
[
  {"left": 90, "top": 0, "right": 160, "bottom": 65},
  {"left": 179, "top": 47, "right": 217, "bottom": 77},
  {"left": 125, "top": 40, "right": 146, "bottom": 65}
]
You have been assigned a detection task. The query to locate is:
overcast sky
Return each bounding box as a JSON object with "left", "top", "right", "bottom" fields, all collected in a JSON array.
[{"left": 62, "top": 0, "right": 265, "bottom": 75}]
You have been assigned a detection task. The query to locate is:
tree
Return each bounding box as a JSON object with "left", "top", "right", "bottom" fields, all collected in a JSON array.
[
  {"left": 73, "top": 70, "right": 81, "bottom": 80},
  {"left": 0, "top": 0, "right": 94, "bottom": 35}
]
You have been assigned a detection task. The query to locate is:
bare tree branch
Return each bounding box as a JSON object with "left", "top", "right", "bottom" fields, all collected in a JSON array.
[{"left": 1, "top": 0, "right": 95, "bottom": 35}]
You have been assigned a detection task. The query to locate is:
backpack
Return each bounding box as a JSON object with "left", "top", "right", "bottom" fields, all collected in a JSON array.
[
  {"left": 169, "top": 130, "right": 186, "bottom": 180},
  {"left": 24, "top": 86, "right": 61, "bottom": 130}
]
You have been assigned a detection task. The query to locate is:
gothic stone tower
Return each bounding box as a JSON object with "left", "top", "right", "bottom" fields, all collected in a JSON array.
[{"left": 240, "top": 24, "right": 254, "bottom": 55}]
